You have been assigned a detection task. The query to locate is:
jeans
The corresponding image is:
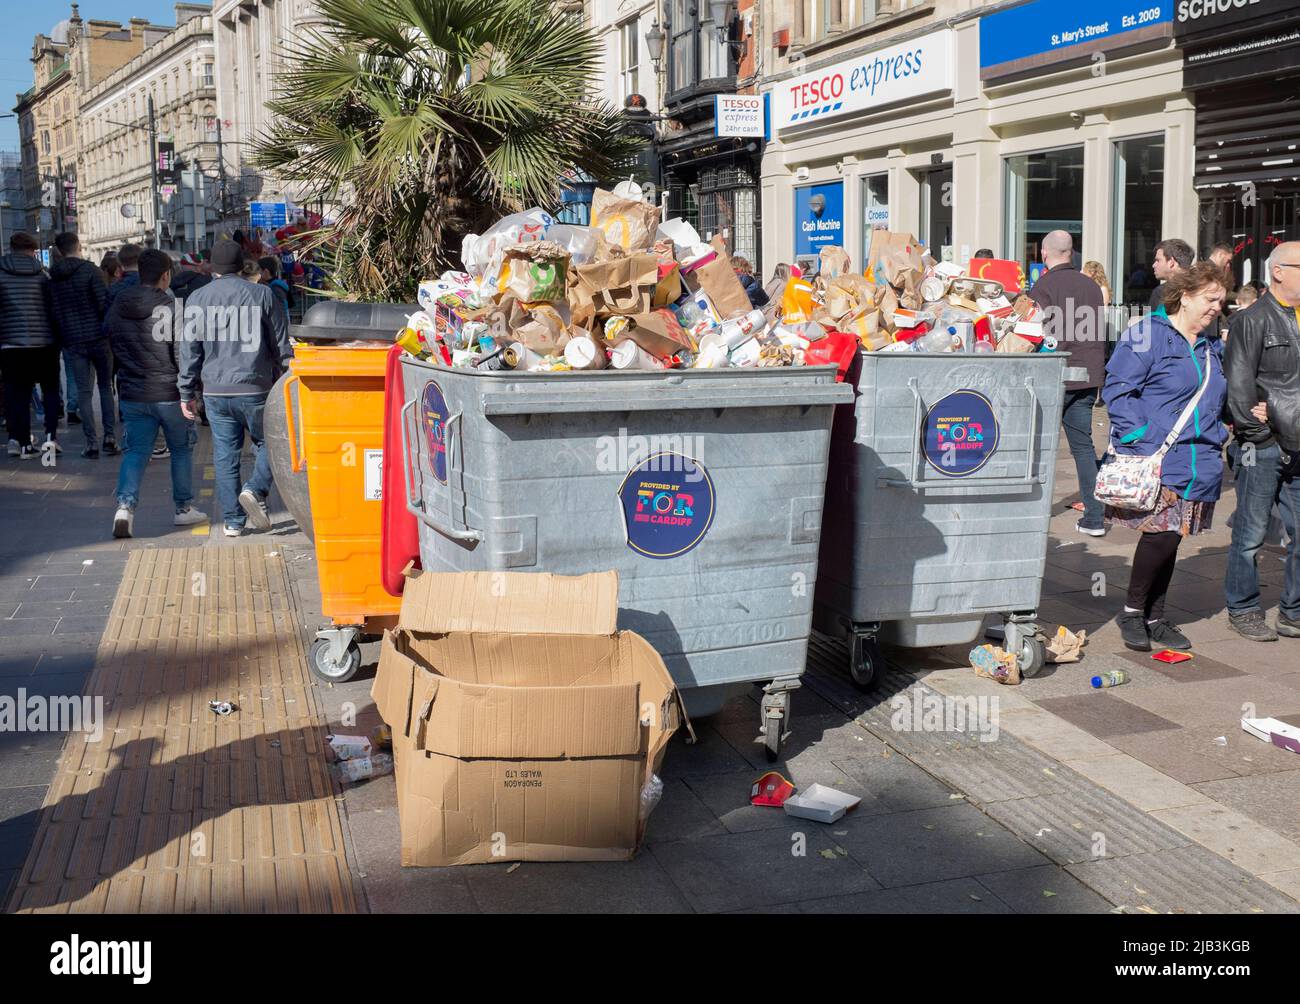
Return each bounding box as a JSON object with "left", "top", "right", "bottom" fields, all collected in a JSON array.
[
  {"left": 115, "top": 400, "right": 195, "bottom": 510},
  {"left": 62, "top": 350, "right": 79, "bottom": 417},
  {"left": 0, "top": 346, "right": 60, "bottom": 445},
  {"left": 1062, "top": 388, "right": 1103, "bottom": 528},
  {"left": 66, "top": 342, "right": 117, "bottom": 450},
  {"left": 1225, "top": 442, "right": 1300, "bottom": 620},
  {"left": 205, "top": 394, "right": 273, "bottom": 527}
]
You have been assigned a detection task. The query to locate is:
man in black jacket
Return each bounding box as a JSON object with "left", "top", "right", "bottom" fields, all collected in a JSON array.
[
  {"left": 1030, "top": 230, "right": 1108, "bottom": 537},
  {"left": 51, "top": 232, "right": 118, "bottom": 458},
  {"left": 104, "top": 249, "right": 207, "bottom": 538},
  {"left": 0, "top": 232, "right": 61, "bottom": 459},
  {"left": 1224, "top": 241, "right": 1300, "bottom": 642}
]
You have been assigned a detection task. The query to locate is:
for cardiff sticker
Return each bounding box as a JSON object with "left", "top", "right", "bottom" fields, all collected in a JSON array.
[
  {"left": 617, "top": 453, "right": 715, "bottom": 559},
  {"left": 420, "top": 381, "right": 449, "bottom": 485},
  {"left": 922, "top": 390, "right": 1000, "bottom": 478}
]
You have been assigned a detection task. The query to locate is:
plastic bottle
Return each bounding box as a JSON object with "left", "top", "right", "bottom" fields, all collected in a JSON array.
[
  {"left": 1091, "top": 670, "right": 1129, "bottom": 689},
  {"left": 330, "top": 753, "right": 394, "bottom": 784}
]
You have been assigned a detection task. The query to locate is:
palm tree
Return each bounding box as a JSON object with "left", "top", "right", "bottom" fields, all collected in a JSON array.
[{"left": 254, "top": 0, "right": 644, "bottom": 301}]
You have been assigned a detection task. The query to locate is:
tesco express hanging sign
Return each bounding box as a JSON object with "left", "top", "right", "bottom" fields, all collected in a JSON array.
[{"left": 773, "top": 29, "right": 953, "bottom": 134}]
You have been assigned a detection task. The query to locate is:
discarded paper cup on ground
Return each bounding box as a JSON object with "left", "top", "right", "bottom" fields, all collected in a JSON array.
[
  {"left": 714, "top": 308, "right": 767, "bottom": 350},
  {"left": 692, "top": 342, "right": 730, "bottom": 369},
  {"left": 729, "top": 338, "right": 761, "bottom": 368},
  {"left": 610, "top": 340, "right": 665, "bottom": 370},
  {"left": 564, "top": 336, "right": 608, "bottom": 370}
]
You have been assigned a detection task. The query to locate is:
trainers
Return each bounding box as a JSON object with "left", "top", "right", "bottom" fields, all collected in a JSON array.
[
  {"left": 82, "top": 447, "right": 100, "bottom": 459},
  {"left": 1228, "top": 610, "right": 1279, "bottom": 642},
  {"left": 223, "top": 523, "right": 244, "bottom": 538},
  {"left": 152, "top": 444, "right": 170, "bottom": 460},
  {"left": 6, "top": 439, "right": 19, "bottom": 457},
  {"left": 42, "top": 434, "right": 61, "bottom": 455},
  {"left": 1148, "top": 619, "right": 1192, "bottom": 650},
  {"left": 18, "top": 444, "right": 38, "bottom": 460},
  {"left": 1277, "top": 613, "right": 1300, "bottom": 639},
  {"left": 1076, "top": 520, "right": 1107, "bottom": 538},
  {"left": 173, "top": 506, "right": 208, "bottom": 527},
  {"left": 238, "top": 489, "right": 272, "bottom": 530},
  {"left": 67, "top": 413, "right": 82, "bottom": 425},
  {"left": 102, "top": 438, "right": 121, "bottom": 456},
  {"left": 1117, "top": 610, "right": 1151, "bottom": 651},
  {"left": 112, "top": 506, "right": 134, "bottom": 539}
]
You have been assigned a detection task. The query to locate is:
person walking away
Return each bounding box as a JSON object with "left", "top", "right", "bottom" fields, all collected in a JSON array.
[
  {"left": 104, "top": 243, "right": 142, "bottom": 317},
  {"left": 105, "top": 249, "right": 207, "bottom": 537},
  {"left": 259, "top": 256, "right": 293, "bottom": 321},
  {"left": 1082, "top": 261, "right": 1112, "bottom": 306},
  {"left": 1149, "top": 239, "right": 1194, "bottom": 313},
  {"left": 1223, "top": 241, "right": 1300, "bottom": 642},
  {"left": 0, "top": 232, "right": 62, "bottom": 459},
  {"left": 1030, "top": 231, "right": 1109, "bottom": 537},
  {"left": 1102, "top": 262, "right": 1231, "bottom": 651},
  {"left": 50, "top": 232, "right": 118, "bottom": 458},
  {"left": 170, "top": 253, "right": 211, "bottom": 298},
  {"left": 178, "top": 240, "right": 292, "bottom": 537},
  {"left": 100, "top": 252, "right": 123, "bottom": 288}
]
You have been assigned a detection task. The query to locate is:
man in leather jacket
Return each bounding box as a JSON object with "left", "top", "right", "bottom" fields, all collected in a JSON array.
[{"left": 1223, "top": 241, "right": 1300, "bottom": 642}]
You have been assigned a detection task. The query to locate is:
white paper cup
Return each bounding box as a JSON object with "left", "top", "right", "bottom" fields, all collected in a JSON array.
[
  {"left": 563, "top": 337, "right": 607, "bottom": 370},
  {"left": 610, "top": 341, "right": 665, "bottom": 370}
]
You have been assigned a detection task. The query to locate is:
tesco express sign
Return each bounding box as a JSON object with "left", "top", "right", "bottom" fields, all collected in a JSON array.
[{"left": 773, "top": 29, "right": 953, "bottom": 133}]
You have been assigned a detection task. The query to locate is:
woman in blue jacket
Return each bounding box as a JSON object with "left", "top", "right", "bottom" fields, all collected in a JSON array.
[{"left": 1102, "top": 262, "right": 1231, "bottom": 652}]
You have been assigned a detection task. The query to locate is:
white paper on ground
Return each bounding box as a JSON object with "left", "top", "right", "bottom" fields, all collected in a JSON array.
[{"left": 783, "top": 783, "right": 862, "bottom": 824}]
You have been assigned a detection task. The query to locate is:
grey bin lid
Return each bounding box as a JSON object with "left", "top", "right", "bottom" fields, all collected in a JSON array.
[{"left": 291, "top": 300, "right": 418, "bottom": 342}]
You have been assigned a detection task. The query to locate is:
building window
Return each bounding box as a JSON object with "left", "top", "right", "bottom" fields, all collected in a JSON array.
[
  {"left": 920, "top": 164, "right": 954, "bottom": 263},
  {"left": 668, "top": 0, "right": 736, "bottom": 94},
  {"left": 618, "top": 20, "right": 639, "bottom": 102},
  {"left": 1005, "top": 146, "right": 1084, "bottom": 278},
  {"left": 862, "top": 172, "right": 889, "bottom": 263},
  {"left": 202, "top": 62, "right": 214, "bottom": 88},
  {"left": 1113, "top": 135, "right": 1164, "bottom": 309},
  {"left": 42, "top": 131, "right": 50, "bottom": 155}
]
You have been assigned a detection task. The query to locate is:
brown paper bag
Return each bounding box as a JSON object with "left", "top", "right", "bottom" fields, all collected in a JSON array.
[
  {"left": 866, "top": 231, "right": 922, "bottom": 282},
  {"left": 652, "top": 262, "right": 683, "bottom": 309},
  {"left": 819, "top": 246, "right": 851, "bottom": 281},
  {"left": 572, "top": 254, "right": 660, "bottom": 317},
  {"left": 684, "top": 253, "right": 752, "bottom": 319},
  {"left": 995, "top": 332, "right": 1036, "bottom": 353},
  {"left": 1046, "top": 626, "right": 1088, "bottom": 664},
  {"left": 618, "top": 309, "right": 696, "bottom": 357},
  {"left": 501, "top": 241, "right": 570, "bottom": 303},
  {"left": 590, "top": 188, "right": 661, "bottom": 252}
]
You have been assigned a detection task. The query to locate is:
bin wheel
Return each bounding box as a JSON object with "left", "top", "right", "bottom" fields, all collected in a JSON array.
[
  {"left": 763, "top": 714, "right": 783, "bottom": 763},
  {"left": 1017, "top": 636, "right": 1046, "bottom": 679},
  {"left": 848, "top": 634, "right": 884, "bottom": 692},
  {"left": 310, "top": 637, "right": 361, "bottom": 683}
]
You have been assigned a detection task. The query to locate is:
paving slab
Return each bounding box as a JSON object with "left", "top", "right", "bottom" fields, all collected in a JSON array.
[
  {"left": 798, "top": 876, "right": 1014, "bottom": 914},
  {"left": 1192, "top": 770, "right": 1300, "bottom": 844},
  {"left": 4, "top": 546, "right": 357, "bottom": 914},
  {"left": 973, "top": 863, "right": 1114, "bottom": 914}
]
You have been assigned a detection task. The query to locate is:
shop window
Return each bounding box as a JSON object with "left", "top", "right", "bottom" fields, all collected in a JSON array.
[
  {"left": 1112, "top": 135, "right": 1164, "bottom": 309},
  {"left": 1005, "top": 146, "right": 1084, "bottom": 280},
  {"left": 862, "top": 172, "right": 889, "bottom": 265}
]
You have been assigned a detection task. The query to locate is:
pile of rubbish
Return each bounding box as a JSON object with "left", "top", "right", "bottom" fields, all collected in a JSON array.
[
  {"left": 395, "top": 189, "right": 854, "bottom": 373},
  {"left": 394, "top": 189, "right": 1055, "bottom": 370}
]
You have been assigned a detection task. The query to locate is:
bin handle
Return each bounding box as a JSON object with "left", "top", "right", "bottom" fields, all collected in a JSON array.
[
  {"left": 283, "top": 373, "right": 303, "bottom": 473},
  {"left": 882, "top": 376, "right": 1042, "bottom": 490},
  {"left": 443, "top": 411, "right": 484, "bottom": 543},
  {"left": 400, "top": 398, "right": 420, "bottom": 513}
]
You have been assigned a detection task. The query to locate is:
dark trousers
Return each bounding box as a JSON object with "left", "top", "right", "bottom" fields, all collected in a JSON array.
[
  {"left": 66, "top": 341, "right": 117, "bottom": 450},
  {"left": 1225, "top": 442, "right": 1300, "bottom": 620},
  {"left": 1128, "top": 530, "right": 1183, "bottom": 621},
  {"left": 1, "top": 346, "right": 60, "bottom": 446},
  {"left": 1062, "top": 388, "right": 1103, "bottom": 528}
]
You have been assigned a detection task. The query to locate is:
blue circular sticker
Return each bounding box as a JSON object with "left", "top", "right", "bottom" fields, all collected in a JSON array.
[
  {"left": 617, "top": 453, "right": 715, "bottom": 559},
  {"left": 922, "top": 390, "right": 1000, "bottom": 478},
  {"left": 420, "top": 381, "right": 449, "bottom": 485}
]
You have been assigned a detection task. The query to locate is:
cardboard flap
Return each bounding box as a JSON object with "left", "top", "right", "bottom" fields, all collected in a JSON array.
[
  {"left": 400, "top": 570, "right": 619, "bottom": 636},
  {"left": 414, "top": 675, "right": 644, "bottom": 758},
  {"left": 373, "top": 631, "right": 417, "bottom": 736}
]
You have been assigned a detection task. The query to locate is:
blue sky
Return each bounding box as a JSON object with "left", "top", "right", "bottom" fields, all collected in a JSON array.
[{"left": 1, "top": 1, "right": 187, "bottom": 151}]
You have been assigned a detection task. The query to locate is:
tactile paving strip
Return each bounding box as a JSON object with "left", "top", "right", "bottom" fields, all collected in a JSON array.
[{"left": 6, "top": 546, "right": 357, "bottom": 913}]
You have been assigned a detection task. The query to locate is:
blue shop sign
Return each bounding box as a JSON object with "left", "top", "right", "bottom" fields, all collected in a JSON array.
[
  {"left": 794, "top": 182, "right": 844, "bottom": 259},
  {"left": 980, "top": 0, "right": 1173, "bottom": 80}
]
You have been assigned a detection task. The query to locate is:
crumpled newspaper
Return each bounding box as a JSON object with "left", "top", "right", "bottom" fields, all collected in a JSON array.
[
  {"left": 969, "top": 644, "right": 1021, "bottom": 686},
  {"left": 1046, "top": 625, "right": 1088, "bottom": 664}
]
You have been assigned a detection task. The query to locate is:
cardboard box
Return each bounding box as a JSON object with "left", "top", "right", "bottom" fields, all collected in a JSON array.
[{"left": 372, "top": 569, "right": 682, "bottom": 867}]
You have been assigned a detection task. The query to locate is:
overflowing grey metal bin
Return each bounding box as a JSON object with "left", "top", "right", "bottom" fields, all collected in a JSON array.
[
  {"left": 813, "top": 351, "right": 1074, "bottom": 689},
  {"left": 400, "top": 358, "right": 853, "bottom": 759}
]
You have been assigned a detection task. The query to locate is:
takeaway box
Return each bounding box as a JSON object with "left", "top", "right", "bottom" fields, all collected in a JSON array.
[{"left": 371, "top": 569, "right": 682, "bottom": 866}]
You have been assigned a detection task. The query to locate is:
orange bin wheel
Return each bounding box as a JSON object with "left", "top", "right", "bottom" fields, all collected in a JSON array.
[{"left": 287, "top": 343, "right": 403, "bottom": 626}]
